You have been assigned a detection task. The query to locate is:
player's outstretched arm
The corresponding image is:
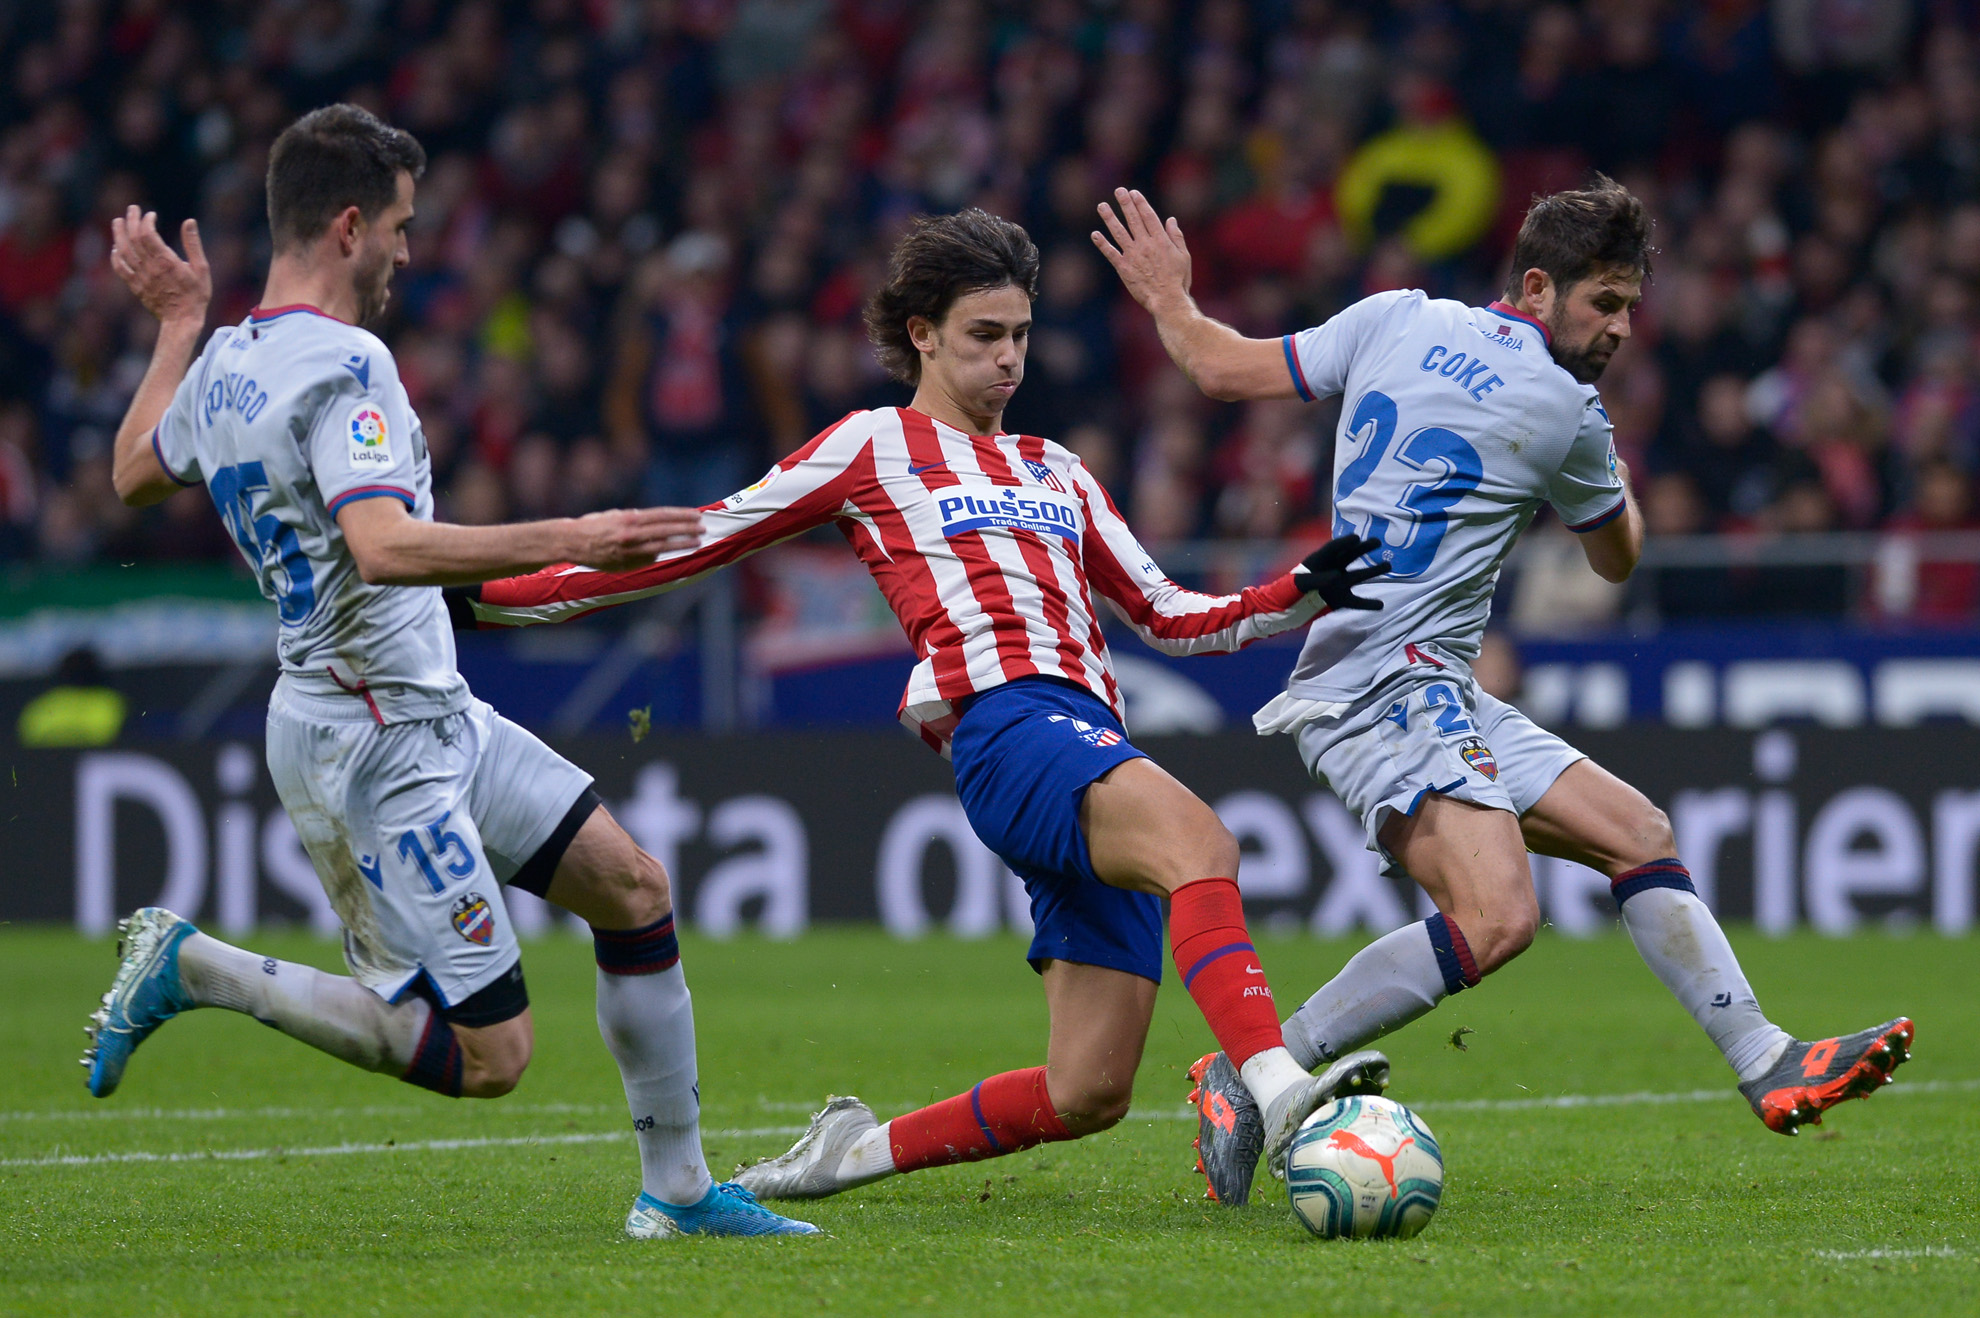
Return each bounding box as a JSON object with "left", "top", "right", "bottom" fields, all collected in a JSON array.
[
  {"left": 336, "top": 497, "right": 702, "bottom": 587},
  {"left": 1091, "top": 187, "right": 1296, "bottom": 402},
  {"left": 108, "top": 207, "right": 211, "bottom": 507}
]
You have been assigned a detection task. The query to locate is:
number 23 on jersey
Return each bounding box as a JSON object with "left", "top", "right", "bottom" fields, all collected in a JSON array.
[{"left": 1331, "top": 390, "right": 1483, "bottom": 581}]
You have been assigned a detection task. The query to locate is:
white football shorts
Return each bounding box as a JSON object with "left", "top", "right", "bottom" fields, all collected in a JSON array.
[
  {"left": 265, "top": 677, "right": 593, "bottom": 1007},
  {"left": 1286, "top": 665, "right": 1585, "bottom": 875}
]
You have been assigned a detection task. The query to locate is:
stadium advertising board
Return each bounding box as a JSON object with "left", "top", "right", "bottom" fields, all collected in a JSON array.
[{"left": 3, "top": 728, "right": 1976, "bottom": 936}]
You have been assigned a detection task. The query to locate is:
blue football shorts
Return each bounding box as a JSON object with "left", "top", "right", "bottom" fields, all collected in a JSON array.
[{"left": 949, "top": 676, "right": 1165, "bottom": 983}]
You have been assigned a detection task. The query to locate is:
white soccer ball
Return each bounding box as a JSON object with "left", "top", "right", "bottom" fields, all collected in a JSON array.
[{"left": 1285, "top": 1094, "right": 1444, "bottom": 1239}]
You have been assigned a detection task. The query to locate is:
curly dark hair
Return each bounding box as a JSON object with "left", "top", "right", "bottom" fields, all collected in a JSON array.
[
  {"left": 864, "top": 209, "right": 1040, "bottom": 384},
  {"left": 1502, "top": 173, "right": 1655, "bottom": 300},
  {"left": 267, "top": 104, "right": 426, "bottom": 253}
]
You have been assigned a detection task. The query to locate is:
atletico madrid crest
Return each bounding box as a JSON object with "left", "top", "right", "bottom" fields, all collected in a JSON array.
[
  {"left": 451, "top": 892, "right": 495, "bottom": 945},
  {"left": 1023, "top": 458, "right": 1067, "bottom": 493}
]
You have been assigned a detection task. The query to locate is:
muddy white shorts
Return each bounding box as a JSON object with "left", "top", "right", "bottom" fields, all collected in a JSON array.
[
  {"left": 1283, "top": 667, "right": 1585, "bottom": 875},
  {"left": 265, "top": 677, "right": 592, "bottom": 1008}
]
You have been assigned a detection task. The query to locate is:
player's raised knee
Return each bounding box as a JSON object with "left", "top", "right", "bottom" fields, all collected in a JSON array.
[
  {"left": 1473, "top": 905, "right": 1539, "bottom": 974},
  {"left": 1634, "top": 802, "right": 1677, "bottom": 864}
]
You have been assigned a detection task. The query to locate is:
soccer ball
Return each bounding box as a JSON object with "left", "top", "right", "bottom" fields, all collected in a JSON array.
[{"left": 1285, "top": 1094, "right": 1443, "bottom": 1239}]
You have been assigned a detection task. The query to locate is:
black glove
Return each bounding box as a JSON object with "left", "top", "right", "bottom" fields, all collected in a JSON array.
[
  {"left": 443, "top": 585, "right": 482, "bottom": 632},
  {"left": 1294, "top": 534, "right": 1388, "bottom": 611}
]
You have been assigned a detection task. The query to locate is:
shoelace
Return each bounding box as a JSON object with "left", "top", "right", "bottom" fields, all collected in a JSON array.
[{"left": 716, "top": 1182, "right": 768, "bottom": 1211}]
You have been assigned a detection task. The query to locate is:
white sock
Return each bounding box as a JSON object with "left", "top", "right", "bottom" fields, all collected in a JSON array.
[
  {"left": 596, "top": 961, "right": 713, "bottom": 1206},
  {"left": 1617, "top": 886, "right": 1791, "bottom": 1081},
  {"left": 834, "top": 1121, "right": 899, "bottom": 1189},
  {"left": 177, "top": 931, "right": 429, "bottom": 1076},
  {"left": 1280, "top": 922, "right": 1449, "bottom": 1071},
  {"left": 1238, "top": 1047, "right": 1313, "bottom": 1110}
]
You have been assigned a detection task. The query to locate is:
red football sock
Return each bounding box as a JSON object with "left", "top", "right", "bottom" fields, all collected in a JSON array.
[
  {"left": 887, "top": 1066, "right": 1072, "bottom": 1174},
  {"left": 1170, "top": 877, "right": 1285, "bottom": 1068}
]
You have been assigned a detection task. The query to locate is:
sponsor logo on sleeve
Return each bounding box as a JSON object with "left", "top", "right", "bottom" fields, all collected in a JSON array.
[{"left": 347, "top": 404, "right": 392, "bottom": 467}]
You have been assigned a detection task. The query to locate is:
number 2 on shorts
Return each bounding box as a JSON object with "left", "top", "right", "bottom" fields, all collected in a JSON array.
[{"left": 1423, "top": 683, "right": 1473, "bottom": 735}]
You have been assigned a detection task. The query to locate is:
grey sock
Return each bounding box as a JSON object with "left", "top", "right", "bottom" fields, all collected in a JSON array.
[
  {"left": 178, "top": 930, "right": 428, "bottom": 1075},
  {"left": 1617, "top": 886, "right": 1789, "bottom": 1080},
  {"left": 1281, "top": 921, "right": 1449, "bottom": 1071},
  {"left": 596, "top": 962, "right": 713, "bottom": 1205}
]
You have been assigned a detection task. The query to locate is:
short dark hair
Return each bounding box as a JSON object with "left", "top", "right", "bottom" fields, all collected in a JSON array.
[
  {"left": 266, "top": 104, "right": 426, "bottom": 253},
  {"left": 865, "top": 209, "right": 1040, "bottom": 384},
  {"left": 1503, "top": 174, "right": 1654, "bottom": 300}
]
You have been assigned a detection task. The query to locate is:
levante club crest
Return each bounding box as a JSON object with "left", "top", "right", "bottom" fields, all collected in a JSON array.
[
  {"left": 1458, "top": 738, "right": 1498, "bottom": 781},
  {"left": 451, "top": 892, "right": 495, "bottom": 945}
]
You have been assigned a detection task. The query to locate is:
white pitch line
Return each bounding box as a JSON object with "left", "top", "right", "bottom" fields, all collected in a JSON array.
[
  {"left": 0, "top": 1125, "right": 814, "bottom": 1171},
  {"left": 4, "top": 1077, "right": 1970, "bottom": 1163},
  {"left": 1121, "top": 1075, "right": 1980, "bottom": 1122},
  {"left": 1813, "top": 1247, "right": 1966, "bottom": 1260},
  {"left": 0, "top": 1100, "right": 621, "bottom": 1125},
  {"left": 0, "top": 1131, "right": 626, "bottom": 1169}
]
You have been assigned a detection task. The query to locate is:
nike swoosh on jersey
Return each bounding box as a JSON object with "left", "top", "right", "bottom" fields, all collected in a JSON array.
[
  {"left": 907, "top": 460, "right": 949, "bottom": 476},
  {"left": 341, "top": 355, "right": 371, "bottom": 390}
]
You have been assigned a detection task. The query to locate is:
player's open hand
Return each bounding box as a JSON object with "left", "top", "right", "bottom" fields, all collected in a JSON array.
[
  {"left": 570, "top": 506, "right": 704, "bottom": 570},
  {"left": 109, "top": 206, "right": 210, "bottom": 326},
  {"left": 1091, "top": 188, "right": 1193, "bottom": 310},
  {"left": 1295, "top": 534, "right": 1389, "bottom": 611}
]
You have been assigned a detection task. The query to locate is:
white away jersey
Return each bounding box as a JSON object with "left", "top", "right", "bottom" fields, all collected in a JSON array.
[
  {"left": 152, "top": 304, "right": 467, "bottom": 721},
  {"left": 1280, "top": 290, "right": 1625, "bottom": 701}
]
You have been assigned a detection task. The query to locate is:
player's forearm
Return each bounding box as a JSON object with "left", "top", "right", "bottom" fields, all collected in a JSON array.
[
  {"left": 112, "top": 318, "right": 203, "bottom": 507},
  {"left": 1145, "top": 293, "right": 1294, "bottom": 402},
  {"left": 351, "top": 515, "right": 588, "bottom": 587},
  {"left": 1114, "top": 573, "right": 1322, "bottom": 656},
  {"left": 1580, "top": 488, "right": 1643, "bottom": 583}
]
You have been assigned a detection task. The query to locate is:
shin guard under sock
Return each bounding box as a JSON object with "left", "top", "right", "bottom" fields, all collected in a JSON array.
[
  {"left": 1280, "top": 913, "right": 1478, "bottom": 1072},
  {"left": 1612, "top": 860, "right": 1789, "bottom": 1080},
  {"left": 885, "top": 1066, "right": 1072, "bottom": 1173},
  {"left": 593, "top": 914, "right": 714, "bottom": 1205},
  {"left": 176, "top": 930, "right": 456, "bottom": 1093},
  {"left": 1168, "top": 878, "right": 1286, "bottom": 1068}
]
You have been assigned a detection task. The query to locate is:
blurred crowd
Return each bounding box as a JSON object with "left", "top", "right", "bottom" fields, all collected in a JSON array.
[{"left": 2, "top": 0, "right": 1979, "bottom": 623}]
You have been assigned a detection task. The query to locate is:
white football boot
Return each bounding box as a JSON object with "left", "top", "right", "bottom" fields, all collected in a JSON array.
[
  {"left": 1260, "top": 1049, "right": 1393, "bottom": 1183},
  {"left": 733, "top": 1096, "right": 879, "bottom": 1200}
]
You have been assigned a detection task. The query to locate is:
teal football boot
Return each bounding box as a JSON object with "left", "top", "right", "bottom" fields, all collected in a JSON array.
[
  {"left": 83, "top": 908, "right": 198, "bottom": 1098},
  {"left": 624, "top": 1182, "right": 822, "bottom": 1238}
]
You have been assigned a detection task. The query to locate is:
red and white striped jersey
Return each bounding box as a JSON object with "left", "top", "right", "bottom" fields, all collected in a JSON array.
[{"left": 466, "top": 406, "right": 1327, "bottom": 752}]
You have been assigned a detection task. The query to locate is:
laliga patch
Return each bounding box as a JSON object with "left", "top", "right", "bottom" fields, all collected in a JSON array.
[
  {"left": 347, "top": 403, "right": 392, "bottom": 468},
  {"left": 1458, "top": 737, "right": 1498, "bottom": 781},
  {"left": 451, "top": 892, "right": 495, "bottom": 945},
  {"left": 724, "top": 465, "right": 782, "bottom": 508}
]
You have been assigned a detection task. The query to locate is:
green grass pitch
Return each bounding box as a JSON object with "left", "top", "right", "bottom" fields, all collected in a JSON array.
[{"left": 1, "top": 926, "right": 1975, "bottom": 1316}]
